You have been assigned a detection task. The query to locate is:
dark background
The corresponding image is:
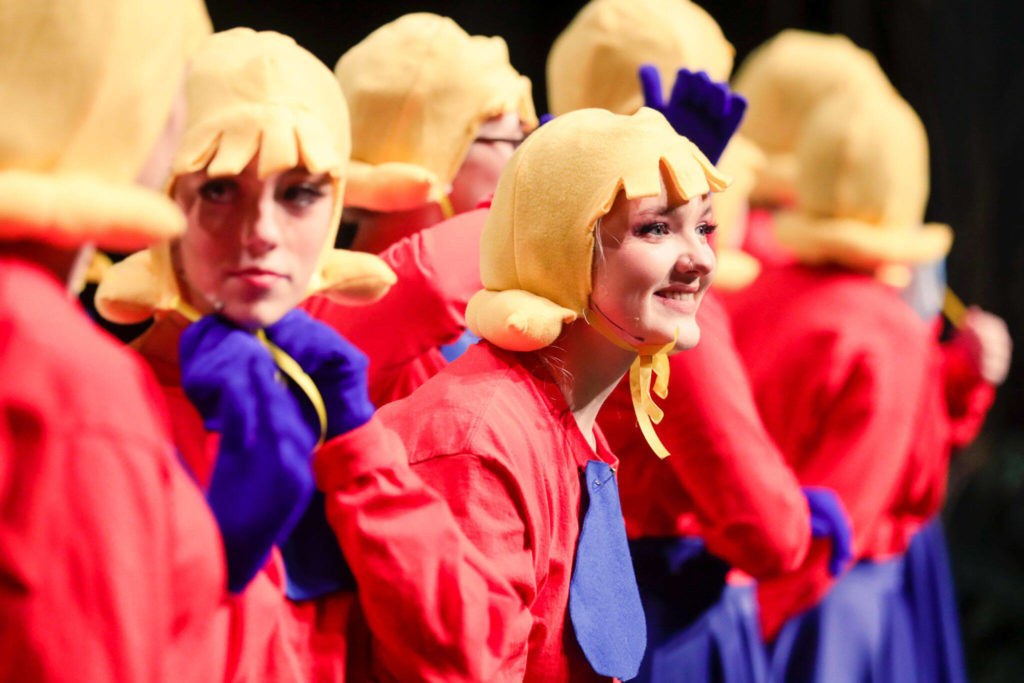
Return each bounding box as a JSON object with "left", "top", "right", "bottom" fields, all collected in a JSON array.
[{"left": 204, "top": 1, "right": 1024, "bottom": 678}]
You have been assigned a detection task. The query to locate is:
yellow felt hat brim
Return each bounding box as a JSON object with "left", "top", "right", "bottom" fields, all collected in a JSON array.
[
  {"left": 466, "top": 290, "right": 578, "bottom": 352},
  {"left": 774, "top": 211, "right": 952, "bottom": 269},
  {"left": 0, "top": 172, "right": 185, "bottom": 252},
  {"left": 713, "top": 248, "right": 761, "bottom": 291},
  {"left": 96, "top": 243, "right": 398, "bottom": 325},
  {"left": 315, "top": 249, "right": 398, "bottom": 305},
  {"left": 94, "top": 247, "right": 180, "bottom": 324},
  {"left": 0, "top": 0, "right": 210, "bottom": 249},
  {"left": 342, "top": 160, "right": 443, "bottom": 212}
]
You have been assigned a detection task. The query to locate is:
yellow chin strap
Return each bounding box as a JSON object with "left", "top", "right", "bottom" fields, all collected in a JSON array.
[
  {"left": 173, "top": 298, "right": 328, "bottom": 448},
  {"left": 439, "top": 194, "right": 456, "bottom": 219},
  {"left": 584, "top": 305, "right": 675, "bottom": 459},
  {"left": 943, "top": 286, "right": 967, "bottom": 329}
]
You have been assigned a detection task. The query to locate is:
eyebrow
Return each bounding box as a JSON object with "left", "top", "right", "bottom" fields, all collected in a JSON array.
[{"left": 282, "top": 169, "right": 332, "bottom": 184}]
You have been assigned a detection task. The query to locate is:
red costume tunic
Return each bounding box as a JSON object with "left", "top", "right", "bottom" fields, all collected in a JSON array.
[
  {"left": 303, "top": 207, "right": 486, "bottom": 407},
  {"left": 135, "top": 314, "right": 528, "bottom": 682},
  {"left": 379, "top": 341, "right": 621, "bottom": 682},
  {"left": 0, "top": 258, "right": 227, "bottom": 682},
  {"left": 724, "top": 264, "right": 994, "bottom": 639},
  {"left": 598, "top": 289, "right": 811, "bottom": 578}
]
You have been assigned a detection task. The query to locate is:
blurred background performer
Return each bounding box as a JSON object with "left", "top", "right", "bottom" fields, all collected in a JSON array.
[
  {"left": 303, "top": 12, "right": 538, "bottom": 406},
  {"left": 0, "top": 1, "right": 233, "bottom": 681},
  {"left": 726, "top": 82, "right": 1010, "bottom": 682}
]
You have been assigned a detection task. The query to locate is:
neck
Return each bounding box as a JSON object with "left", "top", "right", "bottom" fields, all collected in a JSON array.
[
  {"left": 350, "top": 202, "right": 446, "bottom": 254},
  {"left": 539, "top": 320, "right": 636, "bottom": 451}
]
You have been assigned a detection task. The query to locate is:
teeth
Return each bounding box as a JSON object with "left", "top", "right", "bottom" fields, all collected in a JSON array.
[{"left": 657, "top": 290, "right": 695, "bottom": 301}]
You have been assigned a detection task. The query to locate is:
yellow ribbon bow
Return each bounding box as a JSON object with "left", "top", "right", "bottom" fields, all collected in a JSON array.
[
  {"left": 584, "top": 306, "right": 676, "bottom": 458},
  {"left": 628, "top": 344, "right": 674, "bottom": 459}
]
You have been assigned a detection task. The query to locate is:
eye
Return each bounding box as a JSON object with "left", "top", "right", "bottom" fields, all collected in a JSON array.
[
  {"left": 199, "top": 179, "right": 239, "bottom": 204},
  {"left": 696, "top": 221, "right": 718, "bottom": 237},
  {"left": 280, "top": 182, "right": 327, "bottom": 208},
  {"left": 635, "top": 221, "right": 670, "bottom": 237}
]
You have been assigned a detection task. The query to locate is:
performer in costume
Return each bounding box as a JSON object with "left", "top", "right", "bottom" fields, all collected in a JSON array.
[
  {"left": 303, "top": 13, "right": 539, "bottom": 404},
  {"left": 379, "top": 107, "right": 729, "bottom": 681},
  {"left": 731, "top": 29, "right": 895, "bottom": 268},
  {"left": 97, "top": 28, "right": 532, "bottom": 682},
  {"left": 726, "top": 90, "right": 1009, "bottom": 682},
  {"left": 0, "top": 1, "right": 232, "bottom": 680},
  {"left": 546, "top": 2, "right": 852, "bottom": 680}
]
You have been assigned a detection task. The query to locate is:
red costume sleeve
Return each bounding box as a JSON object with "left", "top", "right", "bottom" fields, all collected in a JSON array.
[
  {"left": 313, "top": 417, "right": 532, "bottom": 682},
  {"left": 602, "top": 292, "right": 811, "bottom": 578},
  {"left": 752, "top": 319, "right": 930, "bottom": 638},
  {"left": 941, "top": 339, "right": 996, "bottom": 448},
  {"left": 0, "top": 263, "right": 227, "bottom": 682},
  {"left": 303, "top": 208, "right": 486, "bottom": 405}
]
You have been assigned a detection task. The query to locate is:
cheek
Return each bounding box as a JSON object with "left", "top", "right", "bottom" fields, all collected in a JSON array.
[
  {"left": 286, "top": 206, "right": 333, "bottom": 277},
  {"left": 179, "top": 219, "right": 233, "bottom": 289},
  {"left": 459, "top": 146, "right": 507, "bottom": 187},
  {"left": 592, "top": 249, "right": 648, "bottom": 313}
]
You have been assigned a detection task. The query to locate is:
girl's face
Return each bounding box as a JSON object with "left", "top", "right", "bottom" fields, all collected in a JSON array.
[
  {"left": 172, "top": 158, "right": 334, "bottom": 329},
  {"left": 590, "top": 182, "right": 716, "bottom": 350},
  {"left": 449, "top": 112, "right": 526, "bottom": 214}
]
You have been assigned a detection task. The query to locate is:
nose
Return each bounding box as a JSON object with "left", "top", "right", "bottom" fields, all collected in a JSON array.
[
  {"left": 676, "top": 235, "right": 715, "bottom": 278},
  {"left": 242, "top": 189, "right": 280, "bottom": 255}
]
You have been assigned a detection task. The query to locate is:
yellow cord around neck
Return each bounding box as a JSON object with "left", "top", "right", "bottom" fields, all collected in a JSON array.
[
  {"left": 583, "top": 305, "right": 675, "bottom": 459},
  {"left": 439, "top": 194, "right": 456, "bottom": 219},
  {"left": 173, "top": 299, "right": 328, "bottom": 448}
]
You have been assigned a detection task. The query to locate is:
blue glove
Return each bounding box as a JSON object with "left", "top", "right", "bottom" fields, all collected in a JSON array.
[
  {"left": 539, "top": 113, "right": 556, "bottom": 127},
  {"left": 638, "top": 64, "right": 747, "bottom": 164},
  {"left": 180, "top": 314, "right": 317, "bottom": 593},
  {"left": 802, "top": 486, "right": 854, "bottom": 576},
  {"left": 264, "top": 309, "right": 376, "bottom": 599},
  {"left": 266, "top": 309, "right": 374, "bottom": 439}
]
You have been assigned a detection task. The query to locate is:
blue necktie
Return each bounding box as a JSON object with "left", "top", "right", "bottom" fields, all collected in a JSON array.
[{"left": 569, "top": 460, "right": 647, "bottom": 679}]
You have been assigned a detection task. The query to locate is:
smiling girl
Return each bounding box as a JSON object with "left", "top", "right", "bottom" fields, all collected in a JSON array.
[{"left": 377, "top": 107, "right": 729, "bottom": 681}]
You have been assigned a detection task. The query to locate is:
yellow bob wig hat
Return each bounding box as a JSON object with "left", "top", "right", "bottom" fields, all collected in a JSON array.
[
  {"left": 467, "top": 107, "right": 729, "bottom": 352},
  {"left": 732, "top": 30, "right": 895, "bottom": 207},
  {"left": 0, "top": 0, "right": 211, "bottom": 251},
  {"left": 336, "top": 13, "right": 538, "bottom": 213},
  {"left": 469, "top": 107, "right": 728, "bottom": 458},
  {"left": 546, "top": 0, "right": 734, "bottom": 117},
  {"left": 96, "top": 28, "right": 395, "bottom": 325},
  {"left": 774, "top": 91, "right": 952, "bottom": 275}
]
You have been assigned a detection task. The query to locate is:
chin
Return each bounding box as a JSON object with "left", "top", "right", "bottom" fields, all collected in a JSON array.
[
  {"left": 221, "top": 300, "right": 292, "bottom": 330},
  {"left": 668, "top": 317, "right": 701, "bottom": 352}
]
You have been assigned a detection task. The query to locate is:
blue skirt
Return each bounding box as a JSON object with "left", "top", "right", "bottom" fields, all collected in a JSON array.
[
  {"left": 901, "top": 517, "right": 967, "bottom": 683},
  {"left": 628, "top": 537, "right": 768, "bottom": 683},
  {"left": 768, "top": 556, "right": 917, "bottom": 683}
]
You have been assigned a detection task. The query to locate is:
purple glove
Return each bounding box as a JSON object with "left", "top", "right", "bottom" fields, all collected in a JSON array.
[
  {"left": 180, "top": 315, "right": 317, "bottom": 593},
  {"left": 266, "top": 309, "right": 375, "bottom": 439},
  {"left": 264, "top": 309, "right": 374, "bottom": 599},
  {"left": 638, "top": 65, "right": 747, "bottom": 164},
  {"left": 802, "top": 486, "right": 854, "bottom": 576}
]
